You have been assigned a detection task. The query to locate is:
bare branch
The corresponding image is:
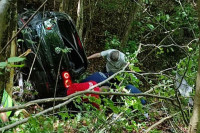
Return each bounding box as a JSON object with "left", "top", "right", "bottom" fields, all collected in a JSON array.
[
  {"left": 140, "top": 38, "right": 198, "bottom": 49},
  {"left": 176, "top": 0, "right": 197, "bottom": 38},
  {"left": 87, "top": 63, "right": 129, "bottom": 91},
  {"left": 0, "top": 90, "right": 176, "bottom": 131},
  {"left": 145, "top": 112, "right": 180, "bottom": 133},
  {"left": 0, "top": 97, "right": 76, "bottom": 132},
  {"left": 0, "top": 91, "right": 174, "bottom": 113}
]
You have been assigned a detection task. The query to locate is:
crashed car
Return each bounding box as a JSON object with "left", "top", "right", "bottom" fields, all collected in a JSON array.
[{"left": 17, "top": 11, "right": 88, "bottom": 97}]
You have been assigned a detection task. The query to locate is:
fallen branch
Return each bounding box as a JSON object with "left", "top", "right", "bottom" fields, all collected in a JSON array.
[
  {"left": 0, "top": 97, "right": 76, "bottom": 132},
  {"left": 87, "top": 63, "right": 129, "bottom": 91},
  {"left": 0, "top": 91, "right": 174, "bottom": 113},
  {"left": 145, "top": 112, "right": 180, "bottom": 133},
  {"left": 97, "top": 101, "right": 161, "bottom": 132},
  {"left": 0, "top": 59, "right": 129, "bottom": 113}
]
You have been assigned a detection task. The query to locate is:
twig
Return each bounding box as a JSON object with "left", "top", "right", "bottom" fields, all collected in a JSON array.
[
  {"left": 98, "top": 101, "right": 161, "bottom": 132},
  {"left": 132, "top": 0, "right": 187, "bottom": 62},
  {"left": 43, "top": 110, "right": 88, "bottom": 117},
  {"left": 0, "top": 91, "right": 174, "bottom": 113},
  {"left": 18, "top": 49, "right": 32, "bottom": 57},
  {"left": 127, "top": 66, "right": 177, "bottom": 76},
  {"left": 174, "top": 56, "right": 191, "bottom": 126},
  {"left": 0, "top": 0, "right": 48, "bottom": 54},
  {"left": 176, "top": 0, "right": 196, "bottom": 38},
  {"left": 26, "top": 4, "right": 47, "bottom": 83},
  {"left": 145, "top": 112, "right": 180, "bottom": 133},
  {"left": 87, "top": 63, "right": 129, "bottom": 91},
  {"left": 53, "top": 54, "right": 63, "bottom": 121},
  {"left": 141, "top": 28, "right": 180, "bottom": 62},
  {"left": 0, "top": 97, "right": 76, "bottom": 132},
  {"left": 161, "top": 102, "right": 178, "bottom": 133},
  {"left": 96, "top": 93, "right": 160, "bottom": 132},
  {"left": 140, "top": 38, "right": 198, "bottom": 49},
  {"left": 26, "top": 42, "right": 41, "bottom": 82},
  {"left": 172, "top": 119, "right": 186, "bottom": 133}
]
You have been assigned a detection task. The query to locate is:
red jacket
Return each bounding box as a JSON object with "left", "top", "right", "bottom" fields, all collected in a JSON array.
[{"left": 66, "top": 81, "right": 100, "bottom": 109}]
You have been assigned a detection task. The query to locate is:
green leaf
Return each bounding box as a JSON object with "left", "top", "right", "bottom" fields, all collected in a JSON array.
[
  {"left": 55, "top": 47, "right": 61, "bottom": 54},
  {"left": 62, "top": 47, "right": 72, "bottom": 53},
  {"left": 17, "top": 39, "right": 24, "bottom": 43},
  {"left": 8, "top": 57, "right": 25, "bottom": 63},
  {"left": 188, "top": 47, "right": 193, "bottom": 52},
  {"left": 0, "top": 62, "right": 7, "bottom": 68},
  {"left": 77, "top": 113, "right": 81, "bottom": 122},
  {"left": 166, "top": 14, "right": 170, "bottom": 22},
  {"left": 10, "top": 64, "right": 25, "bottom": 68},
  {"left": 170, "top": 47, "right": 174, "bottom": 52},
  {"left": 182, "top": 11, "right": 187, "bottom": 17},
  {"left": 132, "top": 66, "right": 141, "bottom": 72},
  {"left": 26, "top": 39, "right": 36, "bottom": 44},
  {"left": 58, "top": 112, "right": 69, "bottom": 120},
  {"left": 147, "top": 24, "right": 154, "bottom": 30}
]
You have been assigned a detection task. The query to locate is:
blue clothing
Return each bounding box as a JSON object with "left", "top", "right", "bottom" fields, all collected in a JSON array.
[
  {"left": 81, "top": 72, "right": 110, "bottom": 86},
  {"left": 125, "top": 84, "right": 146, "bottom": 105}
]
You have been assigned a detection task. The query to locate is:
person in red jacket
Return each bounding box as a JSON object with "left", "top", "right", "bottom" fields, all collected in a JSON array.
[{"left": 66, "top": 81, "right": 101, "bottom": 109}]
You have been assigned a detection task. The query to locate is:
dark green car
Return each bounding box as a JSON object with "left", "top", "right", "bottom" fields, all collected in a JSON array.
[{"left": 18, "top": 11, "right": 88, "bottom": 97}]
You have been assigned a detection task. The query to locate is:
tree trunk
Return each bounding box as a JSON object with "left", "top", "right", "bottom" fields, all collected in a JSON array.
[
  {"left": 188, "top": 45, "right": 200, "bottom": 133},
  {"left": 0, "top": 0, "right": 17, "bottom": 97},
  {"left": 62, "top": 0, "right": 70, "bottom": 13},
  {"left": 59, "top": 0, "right": 64, "bottom": 12},
  {"left": 0, "top": 0, "right": 10, "bottom": 97},
  {"left": 6, "top": 31, "right": 17, "bottom": 97},
  {"left": 120, "top": 1, "right": 139, "bottom": 48},
  {"left": 0, "top": 0, "right": 9, "bottom": 51},
  {"left": 188, "top": 1, "right": 200, "bottom": 132},
  {"left": 58, "top": 0, "right": 69, "bottom": 13},
  {"left": 76, "top": 0, "right": 84, "bottom": 40},
  {"left": 65, "top": 0, "right": 70, "bottom": 12}
]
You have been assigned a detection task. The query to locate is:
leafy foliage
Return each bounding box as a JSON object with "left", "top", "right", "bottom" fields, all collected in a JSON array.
[
  {"left": 0, "top": 57, "right": 25, "bottom": 75},
  {"left": 1, "top": 0, "right": 199, "bottom": 132}
]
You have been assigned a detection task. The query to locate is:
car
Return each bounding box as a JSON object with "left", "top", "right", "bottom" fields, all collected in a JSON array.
[{"left": 17, "top": 11, "right": 88, "bottom": 97}]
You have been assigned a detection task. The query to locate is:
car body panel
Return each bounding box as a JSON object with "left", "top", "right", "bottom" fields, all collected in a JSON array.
[{"left": 18, "top": 11, "right": 87, "bottom": 97}]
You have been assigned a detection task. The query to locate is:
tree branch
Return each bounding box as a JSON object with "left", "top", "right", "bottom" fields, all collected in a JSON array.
[
  {"left": 0, "top": 91, "right": 174, "bottom": 131},
  {"left": 88, "top": 63, "right": 129, "bottom": 91},
  {"left": 145, "top": 112, "right": 180, "bottom": 133},
  {"left": 0, "top": 91, "right": 174, "bottom": 113},
  {"left": 0, "top": 97, "right": 76, "bottom": 132}
]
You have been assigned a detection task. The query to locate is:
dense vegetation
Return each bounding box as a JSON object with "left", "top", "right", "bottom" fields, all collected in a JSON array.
[{"left": 0, "top": 0, "right": 199, "bottom": 132}]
